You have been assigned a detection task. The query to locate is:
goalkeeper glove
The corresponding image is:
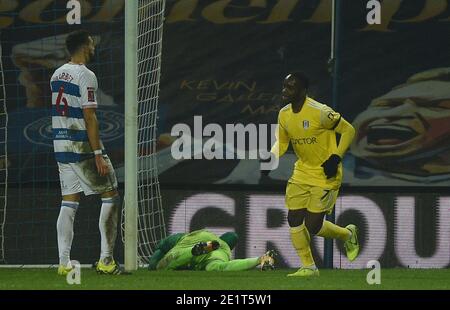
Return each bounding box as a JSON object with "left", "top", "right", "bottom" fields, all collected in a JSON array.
[{"left": 321, "top": 154, "right": 341, "bottom": 179}]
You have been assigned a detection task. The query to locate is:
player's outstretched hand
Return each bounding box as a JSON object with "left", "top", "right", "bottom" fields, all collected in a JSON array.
[
  {"left": 259, "top": 250, "right": 277, "bottom": 271},
  {"left": 321, "top": 154, "right": 341, "bottom": 179},
  {"left": 95, "top": 155, "right": 109, "bottom": 176}
]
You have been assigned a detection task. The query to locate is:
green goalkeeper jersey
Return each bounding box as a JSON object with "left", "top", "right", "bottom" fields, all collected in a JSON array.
[{"left": 174, "top": 229, "right": 232, "bottom": 270}]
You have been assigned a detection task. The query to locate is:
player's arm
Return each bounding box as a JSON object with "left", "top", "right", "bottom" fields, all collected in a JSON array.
[
  {"left": 333, "top": 117, "right": 355, "bottom": 158},
  {"left": 270, "top": 114, "right": 290, "bottom": 158},
  {"left": 260, "top": 114, "right": 289, "bottom": 176},
  {"left": 80, "top": 71, "right": 109, "bottom": 176},
  {"left": 83, "top": 108, "right": 109, "bottom": 176},
  {"left": 320, "top": 107, "right": 355, "bottom": 178}
]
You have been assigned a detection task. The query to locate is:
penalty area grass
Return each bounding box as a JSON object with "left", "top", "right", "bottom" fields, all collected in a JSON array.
[{"left": 0, "top": 268, "right": 449, "bottom": 290}]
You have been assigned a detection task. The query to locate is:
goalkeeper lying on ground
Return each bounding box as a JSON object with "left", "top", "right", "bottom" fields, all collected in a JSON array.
[{"left": 148, "top": 229, "right": 275, "bottom": 271}]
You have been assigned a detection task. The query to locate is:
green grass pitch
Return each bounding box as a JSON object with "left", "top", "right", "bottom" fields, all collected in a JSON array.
[{"left": 1, "top": 268, "right": 450, "bottom": 290}]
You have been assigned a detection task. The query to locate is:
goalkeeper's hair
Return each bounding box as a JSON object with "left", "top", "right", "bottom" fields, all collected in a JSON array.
[
  {"left": 289, "top": 71, "right": 309, "bottom": 90},
  {"left": 66, "top": 30, "right": 91, "bottom": 56}
]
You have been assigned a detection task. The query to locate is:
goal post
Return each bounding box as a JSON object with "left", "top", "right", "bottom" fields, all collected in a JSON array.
[
  {"left": 124, "top": 0, "right": 167, "bottom": 271},
  {"left": 0, "top": 41, "right": 8, "bottom": 264},
  {"left": 124, "top": 0, "right": 139, "bottom": 272}
]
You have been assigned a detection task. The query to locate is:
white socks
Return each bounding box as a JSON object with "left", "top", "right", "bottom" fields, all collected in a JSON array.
[
  {"left": 57, "top": 196, "right": 120, "bottom": 266},
  {"left": 99, "top": 196, "right": 120, "bottom": 263},
  {"left": 57, "top": 201, "right": 79, "bottom": 266}
]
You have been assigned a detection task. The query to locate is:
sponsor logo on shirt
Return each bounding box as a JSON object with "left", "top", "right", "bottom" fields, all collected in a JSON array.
[
  {"left": 291, "top": 137, "right": 317, "bottom": 145},
  {"left": 25, "top": 109, "right": 124, "bottom": 147}
]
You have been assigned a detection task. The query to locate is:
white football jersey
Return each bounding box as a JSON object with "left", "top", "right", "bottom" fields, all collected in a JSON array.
[{"left": 50, "top": 63, "right": 103, "bottom": 163}]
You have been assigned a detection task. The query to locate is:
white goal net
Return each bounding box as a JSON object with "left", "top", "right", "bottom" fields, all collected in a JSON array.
[{"left": 123, "top": 0, "right": 167, "bottom": 267}]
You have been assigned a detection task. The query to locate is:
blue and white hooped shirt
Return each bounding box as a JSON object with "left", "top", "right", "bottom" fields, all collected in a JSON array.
[{"left": 50, "top": 63, "right": 103, "bottom": 163}]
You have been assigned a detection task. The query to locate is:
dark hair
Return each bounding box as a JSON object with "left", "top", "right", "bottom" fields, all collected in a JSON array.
[
  {"left": 289, "top": 71, "right": 309, "bottom": 90},
  {"left": 66, "top": 30, "right": 90, "bottom": 56}
]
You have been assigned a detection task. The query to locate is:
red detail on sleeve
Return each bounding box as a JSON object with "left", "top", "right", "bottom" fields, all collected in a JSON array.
[{"left": 87, "top": 87, "right": 95, "bottom": 102}]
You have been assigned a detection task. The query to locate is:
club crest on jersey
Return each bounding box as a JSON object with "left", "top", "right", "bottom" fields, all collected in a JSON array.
[{"left": 302, "top": 120, "right": 309, "bottom": 129}]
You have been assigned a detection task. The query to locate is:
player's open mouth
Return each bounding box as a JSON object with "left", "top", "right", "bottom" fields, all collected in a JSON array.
[{"left": 366, "top": 124, "right": 419, "bottom": 146}]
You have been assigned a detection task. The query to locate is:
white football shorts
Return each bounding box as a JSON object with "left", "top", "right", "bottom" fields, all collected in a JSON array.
[{"left": 58, "top": 155, "right": 118, "bottom": 196}]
